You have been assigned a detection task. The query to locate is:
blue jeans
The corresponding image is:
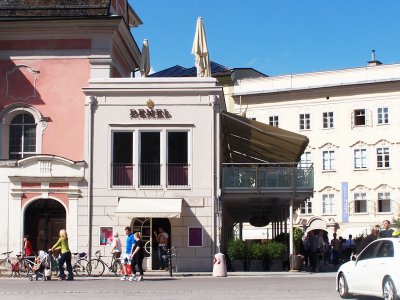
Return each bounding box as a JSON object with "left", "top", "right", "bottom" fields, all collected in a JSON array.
[
  {"left": 158, "top": 246, "right": 167, "bottom": 269},
  {"left": 58, "top": 251, "right": 73, "bottom": 280}
]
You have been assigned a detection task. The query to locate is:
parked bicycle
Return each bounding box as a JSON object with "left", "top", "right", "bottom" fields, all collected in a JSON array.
[
  {"left": 87, "top": 250, "right": 122, "bottom": 277},
  {"left": 71, "top": 252, "right": 89, "bottom": 277},
  {"left": 0, "top": 251, "right": 13, "bottom": 276},
  {"left": 13, "top": 252, "right": 36, "bottom": 277},
  {"left": 162, "top": 247, "right": 176, "bottom": 277}
]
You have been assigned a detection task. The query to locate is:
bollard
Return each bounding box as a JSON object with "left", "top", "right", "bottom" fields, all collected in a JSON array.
[{"left": 212, "top": 253, "right": 227, "bottom": 277}]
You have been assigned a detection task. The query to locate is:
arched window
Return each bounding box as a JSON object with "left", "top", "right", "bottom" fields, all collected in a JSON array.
[{"left": 9, "top": 113, "right": 37, "bottom": 159}]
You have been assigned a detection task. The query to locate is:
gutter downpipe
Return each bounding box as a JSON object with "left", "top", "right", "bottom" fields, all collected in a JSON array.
[{"left": 87, "top": 96, "right": 97, "bottom": 259}]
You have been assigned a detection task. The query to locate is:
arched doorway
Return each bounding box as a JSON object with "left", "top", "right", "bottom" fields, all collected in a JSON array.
[
  {"left": 24, "top": 199, "right": 66, "bottom": 253},
  {"left": 130, "top": 218, "right": 171, "bottom": 270}
]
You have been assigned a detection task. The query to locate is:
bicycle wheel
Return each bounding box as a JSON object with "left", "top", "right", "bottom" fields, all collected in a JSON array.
[
  {"left": 74, "top": 258, "right": 89, "bottom": 277},
  {"left": 87, "top": 259, "right": 105, "bottom": 277},
  {"left": 111, "top": 260, "right": 122, "bottom": 276}
]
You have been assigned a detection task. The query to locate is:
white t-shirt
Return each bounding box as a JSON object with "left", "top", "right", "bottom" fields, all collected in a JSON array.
[{"left": 111, "top": 237, "right": 122, "bottom": 252}]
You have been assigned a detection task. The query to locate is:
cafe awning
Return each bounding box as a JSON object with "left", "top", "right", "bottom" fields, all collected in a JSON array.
[
  {"left": 115, "top": 198, "right": 182, "bottom": 218},
  {"left": 221, "top": 111, "right": 309, "bottom": 163}
]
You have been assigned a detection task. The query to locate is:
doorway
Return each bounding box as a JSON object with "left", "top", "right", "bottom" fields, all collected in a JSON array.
[{"left": 24, "top": 199, "right": 66, "bottom": 254}]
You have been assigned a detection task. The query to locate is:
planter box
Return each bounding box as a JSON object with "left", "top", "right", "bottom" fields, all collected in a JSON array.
[
  {"left": 268, "top": 259, "right": 283, "bottom": 272},
  {"left": 231, "top": 259, "right": 248, "bottom": 271},
  {"left": 249, "top": 259, "right": 264, "bottom": 271}
]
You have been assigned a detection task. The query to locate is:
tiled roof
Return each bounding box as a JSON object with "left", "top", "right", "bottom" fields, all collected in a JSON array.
[
  {"left": 150, "top": 61, "right": 231, "bottom": 78},
  {"left": 0, "top": 0, "right": 111, "bottom": 17}
]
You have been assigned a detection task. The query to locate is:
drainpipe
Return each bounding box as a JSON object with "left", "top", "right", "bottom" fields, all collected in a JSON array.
[{"left": 87, "top": 96, "right": 97, "bottom": 259}]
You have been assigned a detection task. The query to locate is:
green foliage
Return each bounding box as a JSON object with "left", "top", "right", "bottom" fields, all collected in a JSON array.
[
  {"left": 249, "top": 243, "right": 268, "bottom": 260},
  {"left": 227, "top": 239, "right": 248, "bottom": 260},
  {"left": 265, "top": 241, "right": 287, "bottom": 260},
  {"left": 392, "top": 215, "right": 400, "bottom": 229},
  {"left": 293, "top": 227, "right": 304, "bottom": 254}
]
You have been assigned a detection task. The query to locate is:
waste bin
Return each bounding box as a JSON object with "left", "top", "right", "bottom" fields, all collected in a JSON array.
[{"left": 212, "top": 253, "right": 227, "bottom": 277}]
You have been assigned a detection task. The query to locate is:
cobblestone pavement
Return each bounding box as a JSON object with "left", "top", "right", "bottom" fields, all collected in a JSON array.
[{"left": 0, "top": 272, "right": 351, "bottom": 300}]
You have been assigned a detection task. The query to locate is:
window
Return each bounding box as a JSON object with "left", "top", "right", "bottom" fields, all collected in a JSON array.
[
  {"left": 377, "top": 107, "right": 389, "bottom": 125},
  {"left": 167, "top": 131, "right": 189, "bottom": 186},
  {"left": 378, "top": 192, "right": 391, "bottom": 213},
  {"left": 299, "top": 152, "right": 312, "bottom": 168},
  {"left": 354, "top": 193, "right": 367, "bottom": 213},
  {"left": 188, "top": 227, "right": 203, "bottom": 247},
  {"left": 357, "top": 241, "right": 379, "bottom": 261},
  {"left": 354, "top": 109, "right": 366, "bottom": 126},
  {"left": 112, "top": 132, "right": 133, "bottom": 186},
  {"left": 322, "top": 112, "right": 334, "bottom": 129},
  {"left": 300, "top": 198, "right": 312, "bottom": 214},
  {"left": 269, "top": 116, "right": 279, "bottom": 127},
  {"left": 322, "top": 150, "right": 335, "bottom": 170},
  {"left": 376, "top": 241, "right": 394, "bottom": 258},
  {"left": 377, "top": 147, "right": 390, "bottom": 168},
  {"left": 299, "top": 113, "right": 310, "bottom": 130},
  {"left": 9, "top": 113, "right": 36, "bottom": 159},
  {"left": 140, "top": 131, "right": 161, "bottom": 187},
  {"left": 354, "top": 149, "right": 367, "bottom": 169},
  {"left": 322, "top": 194, "right": 335, "bottom": 214}
]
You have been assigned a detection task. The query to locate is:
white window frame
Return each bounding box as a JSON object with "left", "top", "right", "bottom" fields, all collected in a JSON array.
[
  {"left": 300, "top": 198, "right": 313, "bottom": 215},
  {"left": 268, "top": 115, "right": 279, "bottom": 127},
  {"left": 299, "top": 113, "right": 311, "bottom": 130},
  {"left": 322, "top": 194, "right": 335, "bottom": 214},
  {"left": 322, "top": 150, "right": 335, "bottom": 171},
  {"left": 377, "top": 107, "right": 389, "bottom": 125},
  {"left": 354, "top": 192, "right": 367, "bottom": 214},
  {"left": 354, "top": 148, "right": 367, "bottom": 169},
  {"left": 299, "top": 151, "right": 312, "bottom": 168},
  {"left": 376, "top": 147, "right": 390, "bottom": 169},
  {"left": 322, "top": 112, "right": 334, "bottom": 129},
  {"left": 377, "top": 192, "right": 391, "bottom": 213}
]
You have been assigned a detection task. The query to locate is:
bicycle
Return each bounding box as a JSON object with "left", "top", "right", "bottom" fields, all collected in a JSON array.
[
  {"left": 14, "top": 253, "right": 37, "bottom": 277},
  {"left": 71, "top": 252, "right": 89, "bottom": 277},
  {"left": 162, "top": 247, "right": 176, "bottom": 277},
  {"left": 0, "top": 251, "right": 13, "bottom": 276},
  {"left": 87, "top": 250, "right": 122, "bottom": 277}
]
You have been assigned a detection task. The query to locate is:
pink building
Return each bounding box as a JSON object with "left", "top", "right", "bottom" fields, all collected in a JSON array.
[{"left": 0, "top": 0, "right": 141, "bottom": 253}]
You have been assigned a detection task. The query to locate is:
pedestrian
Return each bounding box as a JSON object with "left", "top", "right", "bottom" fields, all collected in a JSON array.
[
  {"left": 315, "top": 230, "right": 324, "bottom": 271},
  {"left": 111, "top": 232, "right": 122, "bottom": 259},
  {"left": 380, "top": 220, "right": 394, "bottom": 238},
  {"left": 129, "top": 232, "right": 144, "bottom": 282},
  {"left": 49, "top": 229, "right": 73, "bottom": 281},
  {"left": 23, "top": 235, "right": 33, "bottom": 257},
  {"left": 343, "top": 234, "right": 356, "bottom": 261},
  {"left": 120, "top": 226, "right": 135, "bottom": 281},
  {"left": 154, "top": 227, "right": 169, "bottom": 270},
  {"left": 356, "top": 228, "right": 379, "bottom": 255},
  {"left": 330, "top": 233, "right": 340, "bottom": 268}
]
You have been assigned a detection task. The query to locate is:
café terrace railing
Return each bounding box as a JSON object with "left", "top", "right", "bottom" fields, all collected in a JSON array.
[{"left": 222, "top": 163, "right": 314, "bottom": 191}]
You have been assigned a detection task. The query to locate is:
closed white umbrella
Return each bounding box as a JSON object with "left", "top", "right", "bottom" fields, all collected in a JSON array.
[
  {"left": 191, "top": 17, "right": 211, "bottom": 77},
  {"left": 140, "top": 39, "right": 150, "bottom": 77}
]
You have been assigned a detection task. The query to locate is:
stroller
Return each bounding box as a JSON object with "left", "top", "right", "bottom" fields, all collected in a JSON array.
[{"left": 28, "top": 250, "right": 52, "bottom": 281}]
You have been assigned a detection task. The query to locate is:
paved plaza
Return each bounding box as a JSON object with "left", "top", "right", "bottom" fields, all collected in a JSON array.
[{"left": 0, "top": 271, "right": 356, "bottom": 300}]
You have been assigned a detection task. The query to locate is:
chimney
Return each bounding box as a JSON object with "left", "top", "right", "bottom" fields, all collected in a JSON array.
[{"left": 368, "top": 50, "right": 382, "bottom": 66}]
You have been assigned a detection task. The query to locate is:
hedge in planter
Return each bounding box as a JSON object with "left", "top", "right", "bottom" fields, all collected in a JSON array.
[{"left": 227, "top": 239, "right": 248, "bottom": 271}]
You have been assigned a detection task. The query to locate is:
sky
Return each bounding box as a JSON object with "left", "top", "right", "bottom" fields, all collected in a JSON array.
[{"left": 129, "top": 0, "right": 400, "bottom": 76}]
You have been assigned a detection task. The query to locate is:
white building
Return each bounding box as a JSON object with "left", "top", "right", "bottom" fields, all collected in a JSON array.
[{"left": 233, "top": 60, "right": 400, "bottom": 239}]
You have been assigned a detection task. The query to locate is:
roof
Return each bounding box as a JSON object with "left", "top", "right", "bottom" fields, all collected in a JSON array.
[
  {"left": 0, "top": 0, "right": 112, "bottom": 18},
  {"left": 149, "top": 61, "right": 231, "bottom": 78},
  {"left": 221, "top": 111, "right": 309, "bottom": 163}
]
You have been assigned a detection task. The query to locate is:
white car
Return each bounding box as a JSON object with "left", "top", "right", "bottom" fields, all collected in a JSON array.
[{"left": 336, "top": 238, "right": 400, "bottom": 300}]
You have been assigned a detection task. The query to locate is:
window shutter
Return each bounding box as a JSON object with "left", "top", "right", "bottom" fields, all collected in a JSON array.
[
  {"left": 350, "top": 111, "right": 354, "bottom": 129},
  {"left": 366, "top": 109, "right": 373, "bottom": 127}
]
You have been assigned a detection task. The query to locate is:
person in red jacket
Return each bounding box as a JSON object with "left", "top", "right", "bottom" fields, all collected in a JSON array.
[{"left": 23, "top": 235, "right": 33, "bottom": 257}]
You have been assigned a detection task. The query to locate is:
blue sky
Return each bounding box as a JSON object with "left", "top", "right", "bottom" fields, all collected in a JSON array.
[{"left": 130, "top": 0, "right": 400, "bottom": 76}]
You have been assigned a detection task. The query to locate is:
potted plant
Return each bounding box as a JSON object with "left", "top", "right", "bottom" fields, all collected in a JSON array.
[
  {"left": 265, "top": 241, "right": 287, "bottom": 271},
  {"left": 249, "top": 243, "right": 267, "bottom": 271},
  {"left": 227, "top": 239, "right": 248, "bottom": 271}
]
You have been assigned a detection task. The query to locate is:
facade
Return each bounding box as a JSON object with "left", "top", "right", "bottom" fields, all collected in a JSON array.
[{"left": 233, "top": 60, "right": 400, "bottom": 238}]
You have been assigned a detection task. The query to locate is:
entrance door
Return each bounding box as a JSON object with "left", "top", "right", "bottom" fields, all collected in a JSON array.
[
  {"left": 131, "top": 218, "right": 151, "bottom": 270},
  {"left": 24, "top": 199, "right": 66, "bottom": 253},
  {"left": 151, "top": 218, "right": 171, "bottom": 270}
]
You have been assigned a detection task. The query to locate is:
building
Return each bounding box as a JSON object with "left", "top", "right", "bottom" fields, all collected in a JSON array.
[{"left": 233, "top": 58, "right": 400, "bottom": 238}]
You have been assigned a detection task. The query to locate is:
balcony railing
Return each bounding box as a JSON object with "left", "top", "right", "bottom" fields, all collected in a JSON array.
[
  {"left": 167, "top": 163, "right": 189, "bottom": 187},
  {"left": 139, "top": 163, "right": 161, "bottom": 187},
  {"left": 112, "top": 163, "right": 134, "bottom": 187},
  {"left": 222, "top": 163, "right": 314, "bottom": 191}
]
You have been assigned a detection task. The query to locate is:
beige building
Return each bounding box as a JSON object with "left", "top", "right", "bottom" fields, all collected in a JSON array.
[{"left": 233, "top": 60, "right": 400, "bottom": 238}]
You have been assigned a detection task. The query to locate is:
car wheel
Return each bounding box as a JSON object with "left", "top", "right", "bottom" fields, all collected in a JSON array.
[
  {"left": 338, "top": 273, "right": 350, "bottom": 298},
  {"left": 383, "top": 277, "right": 398, "bottom": 300}
]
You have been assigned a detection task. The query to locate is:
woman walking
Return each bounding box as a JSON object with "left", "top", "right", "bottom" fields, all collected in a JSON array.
[
  {"left": 129, "top": 232, "right": 144, "bottom": 282},
  {"left": 49, "top": 229, "right": 73, "bottom": 281}
]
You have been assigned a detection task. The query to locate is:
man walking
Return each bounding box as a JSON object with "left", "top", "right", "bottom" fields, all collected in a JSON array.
[{"left": 121, "top": 226, "right": 135, "bottom": 280}]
